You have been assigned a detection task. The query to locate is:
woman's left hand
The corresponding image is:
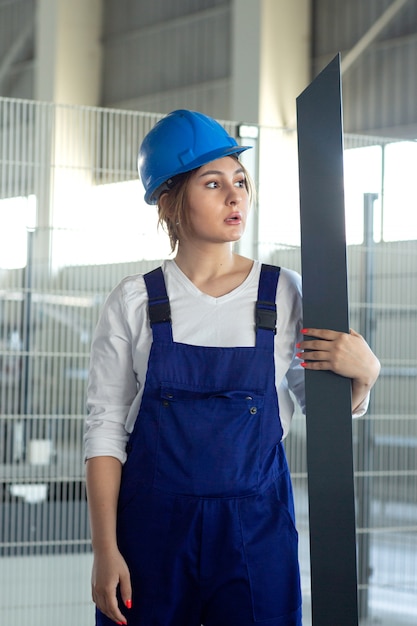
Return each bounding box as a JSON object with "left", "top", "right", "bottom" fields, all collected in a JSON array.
[{"left": 296, "top": 328, "right": 381, "bottom": 411}]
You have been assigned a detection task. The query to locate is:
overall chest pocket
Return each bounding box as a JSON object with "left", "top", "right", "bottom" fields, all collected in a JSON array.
[{"left": 154, "top": 385, "right": 265, "bottom": 497}]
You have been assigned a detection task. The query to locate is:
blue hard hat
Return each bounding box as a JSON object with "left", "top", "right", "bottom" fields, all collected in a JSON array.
[{"left": 138, "top": 109, "right": 251, "bottom": 204}]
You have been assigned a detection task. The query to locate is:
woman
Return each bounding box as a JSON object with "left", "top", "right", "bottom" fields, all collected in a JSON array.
[{"left": 85, "top": 109, "right": 380, "bottom": 626}]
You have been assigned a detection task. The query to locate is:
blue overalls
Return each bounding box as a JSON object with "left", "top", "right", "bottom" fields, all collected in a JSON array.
[{"left": 96, "top": 264, "right": 302, "bottom": 626}]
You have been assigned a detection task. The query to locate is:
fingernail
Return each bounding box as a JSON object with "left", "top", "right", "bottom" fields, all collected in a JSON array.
[
  {"left": 125, "top": 599, "right": 132, "bottom": 609},
  {"left": 296, "top": 352, "right": 302, "bottom": 359},
  {"left": 295, "top": 342, "right": 301, "bottom": 349},
  {"left": 301, "top": 362, "right": 307, "bottom": 368},
  {"left": 301, "top": 328, "right": 309, "bottom": 334}
]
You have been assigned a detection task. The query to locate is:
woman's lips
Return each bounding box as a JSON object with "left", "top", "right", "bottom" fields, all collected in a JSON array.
[{"left": 225, "top": 213, "right": 242, "bottom": 224}]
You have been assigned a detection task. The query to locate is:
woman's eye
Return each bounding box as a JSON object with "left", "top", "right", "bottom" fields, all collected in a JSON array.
[{"left": 205, "top": 178, "right": 245, "bottom": 189}]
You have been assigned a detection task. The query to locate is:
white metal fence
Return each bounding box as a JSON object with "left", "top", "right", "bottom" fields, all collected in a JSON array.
[{"left": 0, "top": 97, "right": 416, "bottom": 625}]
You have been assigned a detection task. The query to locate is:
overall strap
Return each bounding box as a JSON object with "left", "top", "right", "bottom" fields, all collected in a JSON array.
[
  {"left": 143, "top": 266, "right": 173, "bottom": 343},
  {"left": 255, "top": 264, "right": 280, "bottom": 349}
]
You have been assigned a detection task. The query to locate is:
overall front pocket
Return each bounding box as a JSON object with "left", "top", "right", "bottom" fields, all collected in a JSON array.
[
  {"left": 153, "top": 385, "right": 265, "bottom": 497},
  {"left": 239, "top": 478, "right": 301, "bottom": 622}
]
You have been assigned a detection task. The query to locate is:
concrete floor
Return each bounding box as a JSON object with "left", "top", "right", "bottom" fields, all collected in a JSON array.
[{"left": 0, "top": 553, "right": 94, "bottom": 626}]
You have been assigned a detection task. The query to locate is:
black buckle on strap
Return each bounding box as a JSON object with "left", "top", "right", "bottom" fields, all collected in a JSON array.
[
  {"left": 256, "top": 302, "right": 277, "bottom": 333},
  {"left": 148, "top": 298, "right": 171, "bottom": 325}
]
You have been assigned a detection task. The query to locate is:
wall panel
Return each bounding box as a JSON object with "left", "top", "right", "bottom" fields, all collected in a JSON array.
[
  {"left": 312, "top": 0, "right": 417, "bottom": 137},
  {"left": 101, "top": 0, "right": 232, "bottom": 117},
  {"left": 0, "top": 0, "right": 35, "bottom": 99}
]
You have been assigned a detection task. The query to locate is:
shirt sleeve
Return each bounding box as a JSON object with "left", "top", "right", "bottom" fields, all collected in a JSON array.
[
  {"left": 352, "top": 395, "right": 369, "bottom": 417},
  {"left": 274, "top": 268, "right": 306, "bottom": 438},
  {"left": 277, "top": 268, "right": 370, "bottom": 421},
  {"left": 84, "top": 281, "right": 140, "bottom": 463},
  {"left": 279, "top": 269, "right": 305, "bottom": 413}
]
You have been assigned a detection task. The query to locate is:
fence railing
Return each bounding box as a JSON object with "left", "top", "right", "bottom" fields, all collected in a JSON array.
[{"left": 0, "top": 96, "right": 416, "bottom": 625}]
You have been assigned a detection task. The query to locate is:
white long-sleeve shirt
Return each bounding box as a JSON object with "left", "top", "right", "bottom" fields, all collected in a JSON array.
[{"left": 85, "top": 259, "right": 367, "bottom": 464}]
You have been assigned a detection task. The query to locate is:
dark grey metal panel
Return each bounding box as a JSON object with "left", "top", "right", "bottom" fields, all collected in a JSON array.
[{"left": 297, "top": 54, "right": 358, "bottom": 625}]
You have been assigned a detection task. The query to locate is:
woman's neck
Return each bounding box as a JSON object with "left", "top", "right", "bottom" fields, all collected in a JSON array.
[
  {"left": 174, "top": 243, "right": 234, "bottom": 279},
  {"left": 174, "top": 244, "right": 253, "bottom": 297}
]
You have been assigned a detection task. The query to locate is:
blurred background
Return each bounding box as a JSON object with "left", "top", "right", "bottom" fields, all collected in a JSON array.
[{"left": 0, "top": 1, "right": 416, "bottom": 624}]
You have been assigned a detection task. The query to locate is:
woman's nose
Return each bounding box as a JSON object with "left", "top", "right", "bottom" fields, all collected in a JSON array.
[{"left": 226, "top": 183, "right": 241, "bottom": 204}]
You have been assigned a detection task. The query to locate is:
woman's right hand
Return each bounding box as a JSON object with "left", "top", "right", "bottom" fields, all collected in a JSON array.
[{"left": 91, "top": 546, "right": 132, "bottom": 625}]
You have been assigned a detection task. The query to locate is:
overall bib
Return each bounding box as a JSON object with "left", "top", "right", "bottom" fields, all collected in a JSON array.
[{"left": 96, "top": 264, "right": 302, "bottom": 626}]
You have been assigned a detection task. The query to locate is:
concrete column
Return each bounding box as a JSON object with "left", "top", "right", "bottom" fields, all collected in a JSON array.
[
  {"left": 231, "top": 0, "right": 311, "bottom": 127},
  {"left": 34, "top": 0, "right": 103, "bottom": 273},
  {"left": 255, "top": 1, "right": 312, "bottom": 251},
  {"left": 35, "top": 0, "right": 102, "bottom": 105},
  {"left": 260, "top": 0, "right": 311, "bottom": 129},
  {"left": 231, "top": 0, "right": 262, "bottom": 123},
  {"left": 231, "top": 1, "right": 263, "bottom": 259}
]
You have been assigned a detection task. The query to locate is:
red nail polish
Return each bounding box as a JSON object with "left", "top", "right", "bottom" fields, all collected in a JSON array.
[
  {"left": 301, "top": 362, "right": 307, "bottom": 368},
  {"left": 295, "top": 342, "right": 301, "bottom": 349},
  {"left": 301, "top": 328, "right": 309, "bottom": 334},
  {"left": 125, "top": 599, "right": 132, "bottom": 609},
  {"left": 296, "top": 352, "right": 302, "bottom": 359}
]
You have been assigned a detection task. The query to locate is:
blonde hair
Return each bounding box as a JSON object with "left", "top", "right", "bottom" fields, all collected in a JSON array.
[{"left": 157, "top": 157, "right": 254, "bottom": 253}]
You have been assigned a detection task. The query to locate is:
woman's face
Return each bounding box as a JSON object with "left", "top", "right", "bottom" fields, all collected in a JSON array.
[{"left": 182, "top": 156, "right": 250, "bottom": 246}]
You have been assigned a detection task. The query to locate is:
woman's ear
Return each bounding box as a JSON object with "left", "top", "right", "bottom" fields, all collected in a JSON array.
[{"left": 158, "top": 191, "right": 172, "bottom": 216}]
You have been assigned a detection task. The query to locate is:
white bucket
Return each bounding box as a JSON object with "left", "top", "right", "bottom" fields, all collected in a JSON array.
[
  {"left": 27, "top": 439, "right": 53, "bottom": 465},
  {"left": 10, "top": 483, "right": 48, "bottom": 503}
]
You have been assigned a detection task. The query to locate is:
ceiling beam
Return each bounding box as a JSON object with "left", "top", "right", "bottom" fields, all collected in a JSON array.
[
  {"left": 341, "top": 0, "right": 410, "bottom": 75},
  {"left": 0, "top": 20, "right": 33, "bottom": 91}
]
